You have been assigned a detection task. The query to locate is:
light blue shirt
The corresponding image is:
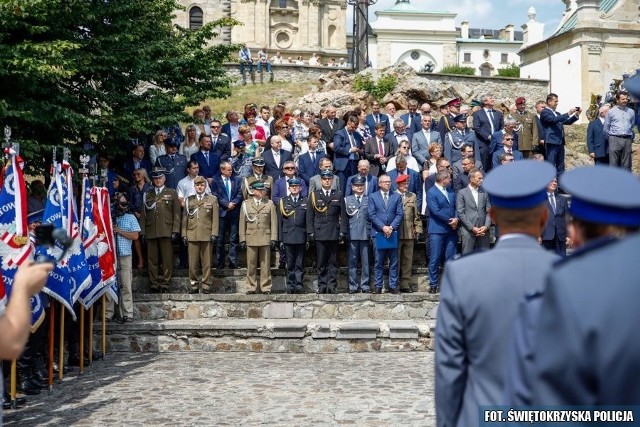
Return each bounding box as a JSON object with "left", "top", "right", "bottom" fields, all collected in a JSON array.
[
  {"left": 115, "top": 213, "right": 141, "bottom": 257},
  {"left": 603, "top": 105, "right": 635, "bottom": 137}
]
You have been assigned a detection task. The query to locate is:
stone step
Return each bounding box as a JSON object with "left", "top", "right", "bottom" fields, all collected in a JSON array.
[
  {"left": 132, "top": 293, "right": 439, "bottom": 322},
  {"left": 133, "top": 267, "right": 433, "bottom": 294},
  {"left": 98, "top": 318, "right": 437, "bottom": 354}
]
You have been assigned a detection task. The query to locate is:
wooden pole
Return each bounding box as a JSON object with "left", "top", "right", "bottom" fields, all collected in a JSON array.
[
  {"left": 10, "top": 359, "right": 16, "bottom": 409},
  {"left": 58, "top": 305, "right": 65, "bottom": 381},
  {"left": 79, "top": 307, "right": 85, "bottom": 373},
  {"left": 101, "top": 294, "right": 106, "bottom": 357},
  {"left": 48, "top": 303, "right": 55, "bottom": 392},
  {"left": 88, "top": 305, "right": 94, "bottom": 363}
]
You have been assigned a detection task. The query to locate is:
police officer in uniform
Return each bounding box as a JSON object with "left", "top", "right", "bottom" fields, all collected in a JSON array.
[
  {"left": 181, "top": 176, "right": 220, "bottom": 293},
  {"left": 340, "top": 175, "right": 371, "bottom": 293},
  {"left": 155, "top": 138, "right": 187, "bottom": 189},
  {"left": 239, "top": 181, "right": 278, "bottom": 294},
  {"left": 140, "top": 168, "right": 181, "bottom": 293},
  {"left": 278, "top": 178, "right": 308, "bottom": 294},
  {"left": 395, "top": 174, "right": 423, "bottom": 293},
  {"left": 242, "top": 157, "right": 274, "bottom": 200},
  {"left": 307, "top": 170, "right": 343, "bottom": 294},
  {"left": 435, "top": 160, "right": 558, "bottom": 427},
  {"left": 504, "top": 166, "right": 640, "bottom": 406}
]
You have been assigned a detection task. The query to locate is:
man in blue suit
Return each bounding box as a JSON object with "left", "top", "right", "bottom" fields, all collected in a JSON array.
[
  {"left": 344, "top": 160, "right": 378, "bottom": 196},
  {"left": 272, "top": 160, "right": 308, "bottom": 204},
  {"left": 368, "top": 174, "right": 404, "bottom": 293},
  {"left": 191, "top": 134, "right": 221, "bottom": 186},
  {"left": 297, "top": 137, "right": 325, "bottom": 185},
  {"left": 540, "top": 93, "right": 580, "bottom": 177},
  {"left": 365, "top": 100, "right": 390, "bottom": 135},
  {"left": 586, "top": 105, "right": 610, "bottom": 164},
  {"left": 540, "top": 177, "right": 568, "bottom": 256},
  {"left": 492, "top": 133, "right": 524, "bottom": 168},
  {"left": 473, "top": 94, "right": 504, "bottom": 171},
  {"left": 426, "top": 170, "right": 458, "bottom": 293},
  {"left": 209, "top": 120, "right": 232, "bottom": 162},
  {"left": 400, "top": 100, "right": 422, "bottom": 135},
  {"left": 384, "top": 118, "right": 413, "bottom": 154},
  {"left": 333, "top": 116, "right": 364, "bottom": 194},
  {"left": 211, "top": 161, "right": 242, "bottom": 269}
]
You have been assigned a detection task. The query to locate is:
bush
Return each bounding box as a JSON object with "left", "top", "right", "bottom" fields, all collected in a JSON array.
[
  {"left": 497, "top": 63, "right": 520, "bottom": 78},
  {"left": 439, "top": 65, "right": 476, "bottom": 75},
  {"left": 353, "top": 72, "right": 397, "bottom": 100}
]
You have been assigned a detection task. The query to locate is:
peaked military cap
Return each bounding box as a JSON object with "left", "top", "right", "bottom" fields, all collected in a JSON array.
[
  {"left": 151, "top": 167, "right": 167, "bottom": 178},
  {"left": 252, "top": 158, "right": 266, "bottom": 167},
  {"left": 352, "top": 175, "right": 366, "bottom": 185},
  {"left": 320, "top": 170, "right": 334, "bottom": 178},
  {"left": 453, "top": 114, "right": 468, "bottom": 123},
  {"left": 164, "top": 137, "right": 178, "bottom": 147},
  {"left": 193, "top": 176, "right": 207, "bottom": 185},
  {"left": 250, "top": 180, "right": 266, "bottom": 190},
  {"left": 446, "top": 98, "right": 461, "bottom": 107},
  {"left": 470, "top": 99, "right": 482, "bottom": 107},
  {"left": 287, "top": 177, "right": 301, "bottom": 186},
  {"left": 483, "top": 160, "right": 556, "bottom": 209}
]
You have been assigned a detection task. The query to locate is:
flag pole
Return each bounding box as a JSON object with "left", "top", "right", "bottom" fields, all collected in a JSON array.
[
  {"left": 48, "top": 302, "right": 55, "bottom": 392},
  {"left": 79, "top": 307, "right": 85, "bottom": 373},
  {"left": 88, "top": 305, "right": 94, "bottom": 364},
  {"left": 10, "top": 359, "right": 16, "bottom": 409},
  {"left": 102, "top": 294, "right": 106, "bottom": 357},
  {"left": 58, "top": 306, "right": 64, "bottom": 381}
]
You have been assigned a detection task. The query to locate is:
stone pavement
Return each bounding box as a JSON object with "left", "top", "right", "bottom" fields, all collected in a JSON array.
[{"left": 5, "top": 352, "right": 436, "bottom": 426}]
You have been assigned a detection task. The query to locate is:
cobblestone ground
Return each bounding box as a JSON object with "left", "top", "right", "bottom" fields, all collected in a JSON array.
[{"left": 5, "top": 352, "right": 435, "bottom": 426}]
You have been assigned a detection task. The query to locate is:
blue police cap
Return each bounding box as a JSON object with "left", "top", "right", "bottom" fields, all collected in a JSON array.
[
  {"left": 560, "top": 165, "right": 640, "bottom": 227},
  {"left": 352, "top": 175, "right": 366, "bottom": 185},
  {"left": 164, "top": 137, "right": 178, "bottom": 147},
  {"left": 287, "top": 178, "right": 301, "bottom": 186},
  {"left": 27, "top": 209, "right": 44, "bottom": 225},
  {"left": 320, "top": 170, "right": 334, "bottom": 178},
  {"left": 453, "top": 114, "right": 467, "bottom": 122},
  {"left": 483, "top": 160, "right": 556, "bottom": 209}
]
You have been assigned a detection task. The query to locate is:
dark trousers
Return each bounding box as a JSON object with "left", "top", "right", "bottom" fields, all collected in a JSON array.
[
  {"left": 217, "top": 215, "right": 238, "bottom": 267},
  {"left": 545, "top": 143, "right": 565, "bottom": 177},
  {"left": 478, "top": 140, "right": 490, "bottom": 172},
  {"left": 285, "top": 244, "right": 305, "bottom": 291},
  {"left": 542, "top": 237, "right": 567, "bottom": 257},
  {"left": 337, "top": 160, "right": 357, "bottom": 194},
  {"left": 316, "top": 240, "right": 338, "bottom": 291},
  {"left": 594, "top": 156, "right": 609, "bottom": 165},
  {"left": 428, "top": 232, "right": 456, "bottom": 288}
]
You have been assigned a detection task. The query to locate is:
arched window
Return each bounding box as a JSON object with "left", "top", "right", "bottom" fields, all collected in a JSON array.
[
  {"left": 328, "top": 25, "right": 336, "bottom": 47},
  {"left": 189, "top": 6, "right": 203, "bottom": 30}
]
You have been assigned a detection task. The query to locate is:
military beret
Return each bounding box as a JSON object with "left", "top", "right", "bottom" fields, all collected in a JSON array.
[
  {"left": 515, "top": 97, "right": 526, "bottom": 105},
  {"left": 250, "top": 181, "right": 266, "bottom": 190},
  {"left": 483, "top": 160, "right": 556, "bottom": 209},
  {"left": 560, "top": 165, "right": 640, "bottom": 227},
  {"left": 287, "top": 177, "right": 301, "bottom": 186},
  {"left": 320, "top": 170, "right": 334, "bottom": 178},
  {"left": 252, "top": 158, "right": 266, "bottom": 166},
  {"left": 395, "top": 174, "right": 409, "bottom": 184},
  {"left": 446, "top": 98, "right": 461, "bottom": 107}
]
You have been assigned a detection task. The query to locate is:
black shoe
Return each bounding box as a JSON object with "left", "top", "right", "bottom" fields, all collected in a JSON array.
[
  {"left": 52, "top": 361, "right": 71, "bottom": 374},
  {"left": 17, "top": 378, "right": 42, "bottom": 395},
  {"left": 149, "top": 288, "right": 161, "bottom": 294},
  {"left": 67, "top": 355, "right": 90, "bottom": 367},
  {"left": 216, "top": 264, "right": 224, "bottom": 270},
  {"left": 295, "top": 288, "right": 305, "bottom": 294},
  {"left": 374, "top": 288, "right": 382, "bottom": 294},
  {"left": 361, "top": 288, "right": 370, "bottom": 294},
  {"left": 3, "top": 394, "right": 27, "bottom": 409},
  {"left": 189, "top": 288, "right": 199, "bottom": 294},
  {"left": 389, "top": 288, "right": 400, "bottom": 294},
  {"left": 286, "top": 289, "right": 295, "bottom": 294},
  {"left": 316, "top": 288, "right": 326, "bottom": 294},
  {"left": 348, "top": 289, "right": 357, "bottom": 294},
  {"left": 228, "top": 263, "right": 238, "bottom": 269},
  {"left": 263, "top": 291, "right": 271, "bottom": 295},
  {"left": 246, "top": 290, "right": 256, "bottom": 295},
  {"left": 278, "top": 263, "right": 286, "bottom": 270},
  {"left": 428, "top": 287, "right": 439, "bottom": 294},
  {"left": 122, "top": 316, "right": 133, "bottom": 323}
]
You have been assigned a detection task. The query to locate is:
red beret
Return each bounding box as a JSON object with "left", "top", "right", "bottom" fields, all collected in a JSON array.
[
  {"left": 395, "top": 174, "right": 409, "bottom": 184},
  {"left": 446, "top": 98, "right": 461, "bottom": 107},
  {"left": 515, "top": 97, "right": 526, "bottom": 105}
]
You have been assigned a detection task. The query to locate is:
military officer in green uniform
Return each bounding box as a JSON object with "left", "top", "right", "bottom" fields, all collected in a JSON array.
[
  {"left": 395, "top": 173, "right": 423, "bottom": 292},
  {"left": 239, "top": 181, "right": 278, "bottom": 294},
  {"left": 182, "top": 176, "right": 220, "bottom": 293},
  {"left": 241, "top": 157, "right": 274, "bottom": 200},
  {"left": 140, "top": 167, "right": 181, "bottom": 293}
]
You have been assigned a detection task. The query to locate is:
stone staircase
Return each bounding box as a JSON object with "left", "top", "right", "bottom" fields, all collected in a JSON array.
[{"left": 100, "top": 249, "right": 439, "bottom": 354}]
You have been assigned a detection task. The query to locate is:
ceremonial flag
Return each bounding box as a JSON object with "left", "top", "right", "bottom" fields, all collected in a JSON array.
[
  {"left": 37, "top": 161, "right": 91, "bottom": 319},
  {"left": 78, "top": 177, "right": 106, "bottom": 308},
  {"left": 91, "top": 187, "right": 118, "bottom": 303},
  {"left": 0, "top": 150, "right": 45, "bottom": 328}
]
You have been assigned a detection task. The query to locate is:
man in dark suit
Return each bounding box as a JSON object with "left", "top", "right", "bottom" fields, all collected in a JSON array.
[
  {"left": 209, "top": 119, "right": 232, "bottom": 162},
  {"left": 364, "top": 122, "right": 392, "bottom": 176},
  {"left": 365, "top": 100, "right": 390, "bottom": 135},
  {"left": 586, "top": 104, "right": 610, "bottom": 164},
  {"left": 155, "top": 138, "right": 187, "bottom": 189},
  {"left": 452, "top": 157, "right": 474, "bottom": 192},
  {"left": 262, "top": 135, "right": 292, "bottom": 182},
  {"left": 456, "top": 168, "right": 491, "bottom": 255},
  {"left": 492, "top": 133, "right": 524, "bottom": 168},
  {"left": 540, "top": 177, "right": 568, "bottom": 256},
  {"left": 534, "top": 100, "right": 546, "bottom": 155},
  {"left": 191, "top": 134, "right": 221, "bottom": 186},
  {"left": 307, "top": 170, "right": 343, "bottom": 294},
  {"left": 345, "top": 160, "right": 378, "bottom": 196},
  {"left": 317, "top": 106, "right": 345, "bottom": 158},
  {"left": 368, "top": 174, "right": 404, "bottom": 294},
  {"left": 540, "top": 93, "right": 580, "bottom": 177},
  {"left": 221, "top": 110, "right": 240, "bottom": 143},
  {"left": 489, "top": 117, "right": 520, "bottom": 155},
  {"left": 385, "top": 118, "right": 413, "bottom": 154},
  {"left": 123, "top": 144, "right": 152, "bottom": 184},
  {"left": 473, "top": 94, "right": 504, "bottom": 171},
  {"left": 211, "top": 161, "right": 242, "bottom": 269},
  {"left": 412, "top": 114, "right": 441, "bottom": 168},
  {"left": 278, "top": 178, "right": 308, "bottom": 294},
  {"left": 272, "top": 160, "right": 308, "bottom": 204},
  {"left": 426, "top": 170, "right": 458, "bottom": 293},
  {"left": 297, "top": 137, "right": 325, "bottom": 185},
  {"left": 333, "top": 116, "right": 364, "bottom": 194},
  {"left": 400, "top": 100, "right": 422, "bottom": 135},
  {"left": 437, "top": 98, "right": 461, "bottom": 143}
]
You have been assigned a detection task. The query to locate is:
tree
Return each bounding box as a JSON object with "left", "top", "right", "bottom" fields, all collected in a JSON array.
[
  {"left": 0, "top": 0, "right": 237, "bottom": 174},
  {"left": 497, "top": 63, "right": 520, "bottom": 78}
]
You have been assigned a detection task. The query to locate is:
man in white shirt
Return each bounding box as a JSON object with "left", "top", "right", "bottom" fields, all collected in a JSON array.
[{"left": 177, "top": 160, "right": 211, "bottom": 207}]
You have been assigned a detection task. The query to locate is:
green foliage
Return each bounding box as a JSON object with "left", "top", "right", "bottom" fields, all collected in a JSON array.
[
  {"left": 497, "top": 63, "right": 521, "bottom": 78},
  {"left": 0, "top": 0, "right": 238, "bottom": 173},
  {"left": 439, "top": 65, "right": 476, "bottom": 76},
  {"left": 353, "top": 72, "right": 397, "bottom": 101}
]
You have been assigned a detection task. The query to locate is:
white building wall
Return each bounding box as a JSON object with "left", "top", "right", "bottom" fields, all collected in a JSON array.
[
  {"left": 549, "top": 45, "right": 582, "bottom": 113},
  {"left": 389, "top": 41, "right": 445, "bottom": 70},
  {"left": 457, "top": 43, "right": 522, "bottom": 75},
  {"left": 520, "top": 57, "right": 550, "bottom": 81}
]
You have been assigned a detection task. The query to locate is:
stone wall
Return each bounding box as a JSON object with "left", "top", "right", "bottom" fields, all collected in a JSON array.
[{"left": 223, "top": 62, "right": 342, "bottom": 85}]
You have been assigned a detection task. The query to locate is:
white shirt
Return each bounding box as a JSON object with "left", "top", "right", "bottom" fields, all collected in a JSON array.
[
  {"left": 469, "top": 185, "right": 479, "bottom": 206},
  {"left": 386, "top": 155, "right": 420, "bottom": 173},
  {"left": 435, "top": 183, "right": 449, "bottom": 202},
  {"left": 177, "top": 175, "right": 211, "bottom": 200}
]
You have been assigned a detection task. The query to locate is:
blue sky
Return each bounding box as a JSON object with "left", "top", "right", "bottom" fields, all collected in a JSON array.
[{"left": 347, "top": 0, "right": 566, "bottom": 39}]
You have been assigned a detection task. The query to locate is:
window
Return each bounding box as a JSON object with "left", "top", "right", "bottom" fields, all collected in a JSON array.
[
  {"left": 501, "top": 53, "right": 508, "bottom": 63},
  {"left": 279, "top": 0, "right": 287, "bottom": 7},
  {"left": 189, "top": 7, "right": 203, "bottom": 30},
  {"left": 463, "top": 52, "right": 471, "bottom": 63}
]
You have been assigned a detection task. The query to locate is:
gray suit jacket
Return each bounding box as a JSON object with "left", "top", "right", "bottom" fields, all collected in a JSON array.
[
  {"left": 308, "top": 174, "right": 340, "bottom": 193},
  {"left": 435, "top": 235, "right": 559, "bottom": 427},
  {"left": 411, "top": 129, "right": 441, "bottom": 166},
  {"left": 456, "top": 186, "right": 491, "bottom": 236},
  {"left": 532, "top": 234, "right": 640, "bottom": 406}
]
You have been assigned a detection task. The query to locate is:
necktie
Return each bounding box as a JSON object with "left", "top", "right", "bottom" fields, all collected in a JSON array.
[
  {"left": 348, "top": 132, "right": 355, "bottom": 147},
  {"left": 156, "top": 189, "right": 161, "bottom": 195},
  {"left": 383, "top": 192, "right": 388, "bottom": 207},
  {"left": 506, "top": 149, "right": 512, "bottom": 154},
  {"left": 549, "top": 193, "right": 556, "bottom": 213},
  {"left": 378, "top": 140, "right": 384, "bottom": 157},
  {"left": 293, "top": 197, "right": 298, "bottom": 204},
  {"left": 488, "top": 110, "right": 496, "bottom": 133},
  {"left": 212, "top": 137, "right": 217, "bottom": 148},
  {"left": 356, "top": 196, "right": 361, "bottom": 206},
  {"left": 311, "top": 151, "right": 315, "bottom": 164},
  {"left": 329, "top": 120, "right": 334, "bottom": 130},
  {"left": 274, "top": 151, "right": 279, "bottom": 167},
  {"left": 375, "top": 114, "right": 379, "bottom": 124},
  {"left": 325, "top": 191, "right": 330, "bottom": 198},
  {"left": 225, "top": 177, "right": 231, "bottom": 198},
  {"left": 204, "top": 151, "right": 209, "bottom": 165},
  {"left": 198, "top": 196, "right": 202, "bottom": 202},
  {"left": 170, "top": 155, "right": 175, "bottom": 161}
]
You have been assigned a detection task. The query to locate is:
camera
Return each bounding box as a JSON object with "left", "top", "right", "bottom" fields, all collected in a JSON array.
[
  {"left": 34, "top": 225, "right": 73, "bottom": 264},
  {"left": 575, "top": 106, "right": 582, "bottom": 111},
  {"left": 35, "top": 224, "right": 55, "bottom": 247}
]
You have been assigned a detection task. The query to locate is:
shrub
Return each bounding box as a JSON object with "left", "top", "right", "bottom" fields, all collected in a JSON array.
[
  {"left": 353, "top": 72, "right": 397, "bottom": 100},
  {"left": 439, "top": 65, "right": 476, "bottom": 75},
  {"left": 497, "top": 63, "right": 520, "bottom": 78}
]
